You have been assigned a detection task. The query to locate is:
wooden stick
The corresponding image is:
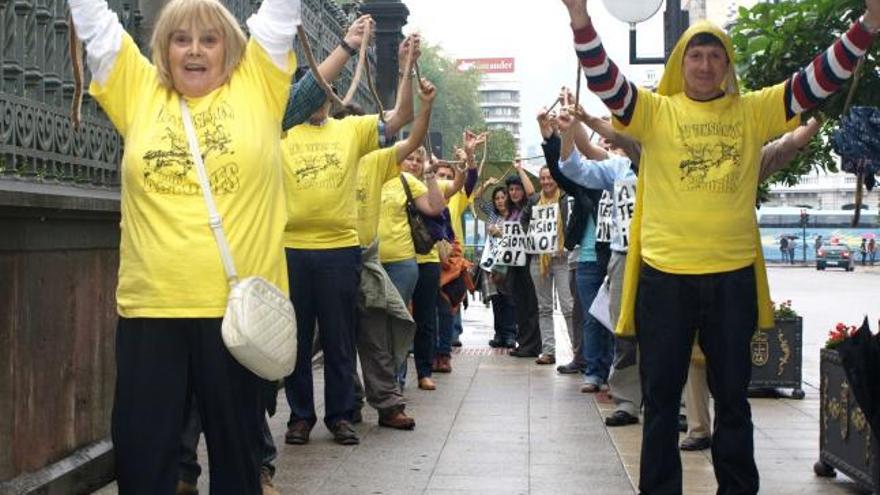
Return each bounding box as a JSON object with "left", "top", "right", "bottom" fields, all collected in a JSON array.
[{"left": 575, "top": 63, "right": 582, "bottom": 109}]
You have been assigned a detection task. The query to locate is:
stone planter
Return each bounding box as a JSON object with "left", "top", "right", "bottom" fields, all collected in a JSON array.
[
  {"left": 748, "top": 317, "right": 804, "bottom": 399},
  {"left": 813, "top": 348, "right": 879, "bottom": 492}
]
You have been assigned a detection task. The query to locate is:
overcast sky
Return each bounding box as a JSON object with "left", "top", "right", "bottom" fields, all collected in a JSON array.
[{"left": 402, "top": 0, "right": 667, "bottom": 156}]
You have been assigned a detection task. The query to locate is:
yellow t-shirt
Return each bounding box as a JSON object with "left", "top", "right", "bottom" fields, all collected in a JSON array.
[
  {"left": 615, "top": 83, "right": 798, "bottom": 274},
  {"left": 356, "top": 145, "right": 400, "bottom": 247},
  {"left": 447, "top": 190, "right": 471, "bottom": 243},
  {"left": 282, "top": 115, "right": 380, "bottom": 249},
  {"left": 415, "top": 180, "right": 453, "bottom": 264},
  {"left": 378, "top": 172, "right": 428, "bottom": 263},
  {"left": 89, "top": 34, "right": 294, "bottom": 317}
]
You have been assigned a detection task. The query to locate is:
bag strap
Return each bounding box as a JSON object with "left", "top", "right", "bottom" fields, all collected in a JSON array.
[
  {"left": 179, "top": 99, "right": 239, "bottom": 286},
  {"left": 399, "top": 174, "right": 415, "bottom": 204}
]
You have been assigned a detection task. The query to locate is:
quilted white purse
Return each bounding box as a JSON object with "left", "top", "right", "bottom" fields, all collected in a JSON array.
[{"left": 180, "top": 99, "right": 297, "bottom": 381}]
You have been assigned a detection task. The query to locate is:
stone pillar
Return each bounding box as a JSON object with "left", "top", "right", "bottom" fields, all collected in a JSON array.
[{"left": 359, "top": 0, "right": 409, "bottom": 109}]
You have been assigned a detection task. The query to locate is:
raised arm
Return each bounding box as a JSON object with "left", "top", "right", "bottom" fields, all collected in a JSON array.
[
  {"left": 515, "top": 160, "right": 535, "bottom": 197},
  {"left": 416, "top": 171, "right": 447, "bottom": 217},
  {"left": 383, "top": 35, "right": 421, "bottom": 139},
  {"left": 562, "top": 0, "right": 639, "bottom": 126},
  {"left": 759, "top": 118, "right": 822, "bottom": 181},
  {"left": 395, "top": 78, "right": 435, "bottom": 164},
  {"left": 572, "top": 105, "right": 642, "bottom": 165},
  {"left": 473, "top": 176, "right": 500, "bottom": 202},
  {"left": 460, "top": 130, "right": 486, "bottom": 197},
  {"left": 781, "top": 5, "right": 878, "bottom": 119},
  {"left": 68, "top": 0, "right": 124, "bottom": 84},
  {"left": 246, "top": 0, "right": 302, "bottom": 70}
]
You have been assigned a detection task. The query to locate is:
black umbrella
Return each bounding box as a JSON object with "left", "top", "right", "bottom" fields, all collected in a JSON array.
[{"left": 836, "top": 316, "right": 880, "bottom": 489}]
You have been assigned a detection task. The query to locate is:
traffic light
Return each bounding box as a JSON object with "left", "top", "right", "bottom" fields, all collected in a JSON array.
[{"left": 800, "top": 209, "right": 809, "bottom": 227}]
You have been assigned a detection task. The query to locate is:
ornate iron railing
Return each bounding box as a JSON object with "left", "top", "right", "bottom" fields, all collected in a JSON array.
[{"left": 0, "top": 0, "right": 372, "bottom": 191}]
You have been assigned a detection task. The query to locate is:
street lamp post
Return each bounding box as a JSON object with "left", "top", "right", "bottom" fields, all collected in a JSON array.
[
  {"left": 359, "top": 0, "right": 410, "bottom": 109},
  {"left": 625, "top": 0, "right": 690, "bottom": 65}
]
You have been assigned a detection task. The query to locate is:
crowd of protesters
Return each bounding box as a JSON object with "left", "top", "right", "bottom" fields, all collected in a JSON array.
[{"left": 67, "top": 0, "right": 878, "bottom": 492}]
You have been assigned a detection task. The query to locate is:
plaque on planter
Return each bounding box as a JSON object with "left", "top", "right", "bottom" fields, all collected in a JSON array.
[
  {"left": 814, "top": 348, "right": 879, "bottom": 492},
  {"left": 749, "top": 316, "right": 804, "bottom": 399}
]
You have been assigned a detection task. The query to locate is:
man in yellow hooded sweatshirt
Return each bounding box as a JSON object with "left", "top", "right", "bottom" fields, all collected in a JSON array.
[{"left": 561, "top": 0, "right": 879, "bottom": 493}]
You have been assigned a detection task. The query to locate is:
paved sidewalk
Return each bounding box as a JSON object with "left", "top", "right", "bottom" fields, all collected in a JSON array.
[{"left": 95, "top": 297, "right": 868, "bottom": 494}]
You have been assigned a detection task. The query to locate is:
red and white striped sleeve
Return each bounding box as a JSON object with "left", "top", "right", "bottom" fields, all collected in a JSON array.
[
  {"left": 572, "top": 20, "right": 639, "bottom": 126},
  {"left": 784, "top": 19, "right": 876, "bottom": 119}
]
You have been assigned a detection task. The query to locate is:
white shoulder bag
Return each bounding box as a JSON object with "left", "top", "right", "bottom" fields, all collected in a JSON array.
[
  {"left": 180, "top": 99, "right": 297, "bottom": 381},
  {"left": 588, "top": 276, "right": 614, "bottom": 335}
]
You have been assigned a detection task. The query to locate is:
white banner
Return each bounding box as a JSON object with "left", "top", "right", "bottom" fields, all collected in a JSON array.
[
  {"left": 479, "top": 236, "right": 498, "bottom": 272},
  {"left": 526, "top": 203, "right": 559, "bottom": 254},
  {"left": 614, "top": 179, "right": 637, "bottom": 250},
  {"left": 495, "top": 221, "right": 527, "bottom": 266}
]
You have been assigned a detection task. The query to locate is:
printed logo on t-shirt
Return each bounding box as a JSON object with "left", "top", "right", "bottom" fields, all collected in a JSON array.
[
  {"left": 677, "top": 121, "right": 743, "bottom": 194},
  {"left": 285, "top": 140, "right": 345, "bottom": 190},
  {"left": 141, "top": 102, "right": 240, "bottom": 196}
]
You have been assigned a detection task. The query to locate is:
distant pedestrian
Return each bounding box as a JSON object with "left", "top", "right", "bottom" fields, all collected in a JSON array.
[
  {"left": 788, "top": 239, "right": 797, "bottom": 264},
  {"left": 869, "top": 238, "right": 877, "bottom": 265},
  {"left": 860, "top": 238, "right": 869, "bottom": 265},
  {"left": 780, "top": 237, "right": 789, "bottom": 263},
  {"left": 814, "top": 235, "right": 823, "bottom": 256}
]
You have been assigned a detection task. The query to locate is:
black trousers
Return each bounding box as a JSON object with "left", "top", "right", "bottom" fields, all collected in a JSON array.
[
  {"left": 284, "top": 247, "right": 361, "bottom": 428},
  {"left": 113, "top": 318, "right": 262, "bottom": 495},
  {"left": 636, "top": 264, "right": 759, "bottom": 495},
  {"left": 508, "top": 262, "right": 540, "bottom": 354}
]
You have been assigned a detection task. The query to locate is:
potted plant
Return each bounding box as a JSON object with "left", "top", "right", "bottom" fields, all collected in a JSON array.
[
  {"left": 749, "top": 300, "right": 804, "bottom": 398},
  {"left": 814, "top": 323, "right": 879, "bottom": 492}
]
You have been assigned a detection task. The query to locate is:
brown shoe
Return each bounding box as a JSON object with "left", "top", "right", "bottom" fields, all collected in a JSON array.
[
  {"left": 260, "top": 467, "right": 280, "bottom": 495},
  {"left": 535, "top": 353, "right": 556, "bottom": 365},
  {"left": 435, "top": 354, "right": 452, "bottom": 373},
  {"left": 378, "top": 409, "right": 416, "bottom": 430},
  {"left": 284, "top": 419, "right": 311, "bottom": 445},
  {"left": 431, "top": 356, "right": 442, "bottom": 373},
  {"left": 418, "top": 377, "right": 436, "bottom": 390},
  {"left": 176, "top": 481, "right": 198, "bottom": 495}
]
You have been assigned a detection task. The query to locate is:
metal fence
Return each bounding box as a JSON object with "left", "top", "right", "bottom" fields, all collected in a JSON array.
[{"left": 0, "top": 0, "right": 371, "bottom": 192}]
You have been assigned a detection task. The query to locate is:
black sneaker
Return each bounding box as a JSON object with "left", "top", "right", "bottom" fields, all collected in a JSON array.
[
  {"left": 488, "top": 338, "right": 504, "bottom": 348},
  {"left": 451, "top": 339, "right": 462, "bottom": 347},
  {"left": 604, "top": 410, "right": 639, "bottom": 427},
  {"left": 330, "top": 420, "right": 360, "bottom": 445},
  {"left": 556, "top": 362, "right": 584, "bottom": 374},
  {"left": 680, "top": 436, "right": 711, "bottom": 451}
]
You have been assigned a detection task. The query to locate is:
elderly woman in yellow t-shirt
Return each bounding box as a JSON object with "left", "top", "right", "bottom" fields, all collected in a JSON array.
[{"left": 68, "top": 0, "right": 300, "bottom": 491}]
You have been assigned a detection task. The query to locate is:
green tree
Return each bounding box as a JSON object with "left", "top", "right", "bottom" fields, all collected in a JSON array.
[
  {"left": 730, "top": 0, "right": 880, "bottom": 197},
  {"left": 471, "top": 126, "right": 518, "bottom": 163},
  {"left": 415, "top": 43, "right": 486, "bottom": 158}
]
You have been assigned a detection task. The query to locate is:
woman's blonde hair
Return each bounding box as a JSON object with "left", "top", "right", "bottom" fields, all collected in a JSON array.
[{"left": 150, "top": 0, "right": 248, "bottom": 90}]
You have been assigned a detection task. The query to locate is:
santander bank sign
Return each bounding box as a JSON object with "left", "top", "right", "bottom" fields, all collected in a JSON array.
[{"left": 455, "top": 57, "right": 515, "bottom": 74}]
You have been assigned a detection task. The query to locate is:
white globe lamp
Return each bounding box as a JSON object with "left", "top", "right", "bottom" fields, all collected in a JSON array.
[{"left": 602, "top": 0, "right": 665, "bottom": 25}]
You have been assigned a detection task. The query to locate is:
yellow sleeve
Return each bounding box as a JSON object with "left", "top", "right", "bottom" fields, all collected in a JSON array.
[
  {"left": 236, "top": 38, "right": 296, "bottom": 123},
  {"left": 350, "top": 114, "right": 381, "bottom": 158},
  {"left": 409, "top": 175, "right": 428, "bottom": 199},
  {"left": 612, "top": 87, "right": 661, "bottom": 143},
  {"left": 88, "top": 33, "right": 157, "bottom": 136},
  {"left": 381, "top": 145, "right": 401, "bottom": 183},
  {"left": 745, "top": 83, "right": 800, "bottom": 143}
]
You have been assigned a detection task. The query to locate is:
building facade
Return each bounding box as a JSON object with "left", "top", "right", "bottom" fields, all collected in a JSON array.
[{"left": 455, "top": 57, "right": 522, "bottom": 153}]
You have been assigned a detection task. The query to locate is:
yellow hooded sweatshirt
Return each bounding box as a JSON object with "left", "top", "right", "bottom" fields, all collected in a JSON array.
[{"left": 613, "top": 21, "right": 799, "bottom": 337}]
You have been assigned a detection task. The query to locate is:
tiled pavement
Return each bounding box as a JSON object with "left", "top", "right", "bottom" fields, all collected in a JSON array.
[{"left": 96, "top": 295, "right": 870, "bottom": 494}]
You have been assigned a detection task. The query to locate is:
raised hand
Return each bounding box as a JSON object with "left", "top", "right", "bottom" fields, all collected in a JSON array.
[
  {"left": 417, "top": 77, "right": 436, "bottom": 104},
  {"left": 485, "top": 177, "right": 499, "bottom": 187},
  {"left": 399, "top": 34, "right": 422, "bottom": 65},
  {"left": 344, "top": 15, "right": 374, "bottom": 50},
  {"left": 537, "top": 107, "right": 555, "bottom": 139},
  {"left": 557, "top": 106, "right": 576, "bottom": 132},
  {"left": 463, "top": 129, "right": 488, "bottom": 156},
  {"left": 560, "top": 0, "right": 590, "bottom": 29},
  {"left": 865, "top": 0, "right": 880, "bottom": 32}
]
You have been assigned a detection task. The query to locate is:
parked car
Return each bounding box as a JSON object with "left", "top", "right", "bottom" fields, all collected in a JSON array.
[{"left": 816, "top": 244, "right": 855, "bottom": 271}]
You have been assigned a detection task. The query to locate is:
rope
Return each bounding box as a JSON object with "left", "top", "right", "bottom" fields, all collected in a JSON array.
[
  {"left": 68, "top": 10, "right": 83, "bottom": 128},
  {"left": 297, "top": 25, "right": 346, "bottom": 108},
  {"left": 362, "top": 35, "right": 386, "bottom": 122},
  {"left": 342, "top": 23, "right": 371, "bottom": 104}
]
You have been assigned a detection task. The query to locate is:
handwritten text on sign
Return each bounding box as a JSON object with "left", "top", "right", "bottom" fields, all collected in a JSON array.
[
  {"left": 526, "top": 203, "right": 559, "bottom": 254},
  {"left": 495, "top": 222, "right": 527, "bottom": 266}
]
